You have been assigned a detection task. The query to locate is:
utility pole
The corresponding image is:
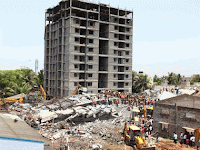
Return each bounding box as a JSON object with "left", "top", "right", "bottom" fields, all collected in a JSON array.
[{"left": 175, "top": 103, "right": 178, "bottom": 133}]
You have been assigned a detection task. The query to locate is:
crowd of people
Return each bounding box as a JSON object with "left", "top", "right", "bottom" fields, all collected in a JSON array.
[
  {"left": 173, "top": 131, "right": 196, "bottom": 147},
  {"left": 96, "top": 91, "right": 155, "bottom": 107}
]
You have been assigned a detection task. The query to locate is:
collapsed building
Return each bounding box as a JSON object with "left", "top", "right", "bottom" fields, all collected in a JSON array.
[{"left": 6, "top": 94, "right": 132, "bottom": 149}]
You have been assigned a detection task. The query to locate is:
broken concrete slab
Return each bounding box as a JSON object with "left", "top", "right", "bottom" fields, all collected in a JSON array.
[
  {"left": 56, "top": 109, "right": 74, "bottom": 116},
  {"left": 37, "top": 110, "right": 58, "bottom": 123}
]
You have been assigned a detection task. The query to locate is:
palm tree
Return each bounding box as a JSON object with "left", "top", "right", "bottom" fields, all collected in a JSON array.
[
  {"left": 0, "top": 69, "right": 39, "bottom": 97},
  {"left": 133, "top": 74, "right": 150, "bottom": 93}
]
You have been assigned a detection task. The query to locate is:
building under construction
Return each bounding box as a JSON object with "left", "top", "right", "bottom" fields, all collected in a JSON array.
[{"left": 44, "top": 0, "right": 133, "bottom": 97}]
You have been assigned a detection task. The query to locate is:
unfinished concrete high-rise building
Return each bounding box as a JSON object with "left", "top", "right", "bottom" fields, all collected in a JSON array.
[{"left": 44, "top": 0, "right": 133, "bottom": 97}]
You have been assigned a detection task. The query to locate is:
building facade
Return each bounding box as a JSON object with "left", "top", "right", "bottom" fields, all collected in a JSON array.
[
  {"left": 153, "top": 94, "right": 200, "bottom": 139},
  {"left": 44, "top": 0, "right": 133, "bottom": 97}
]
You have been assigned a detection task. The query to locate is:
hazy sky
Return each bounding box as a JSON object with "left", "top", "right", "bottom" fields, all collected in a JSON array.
[{"left": 0, "top": 0, "right": 199, "bottom": 77}]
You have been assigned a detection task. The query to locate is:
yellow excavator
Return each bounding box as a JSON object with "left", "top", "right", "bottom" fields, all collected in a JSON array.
[
  {"left": 123, "top": 121, "right": 155, "bottom": 150},
  {"left": 40, "top": 85, "right": 46, "bottom": 100},
  {"left": 73, "top": 84, "right": 81, "bottom": 95},
  {"left": 146, "top": 107, "right": 153, "bottom": 118},
  {"left": 139, "top": 102, "right": 153, "bottom": 118},
  {"left": 195, "top": 128, "right": 200, "bottom": 147},
  {"left": 130, "top": 109, "right": 140, "bottom": 125},
  {"left": 0, "top": 97, "right": 23, "bottom": 105}
]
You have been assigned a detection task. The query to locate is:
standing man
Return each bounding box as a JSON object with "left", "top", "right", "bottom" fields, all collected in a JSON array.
[
  {"left": 149, "top": 125, "right": 153, "bottom": 135},
  {"left": 173, "top": 132, "right": 177, "bottom": 144},
  {"left": 156, "top": 132, "right": 159, "bottom": 143},
  {"left": 149, "top": 118, "right": 153, "bottom": 126},
  {"left": 116, "top": 100, "right": 119, "bottom": 107},
  {"left": 94, "top": 100, "right": 97, "bottom": 107},
  {"left": 38, "top": 115, "right": 42, "bottom": 124},
  {"left": 180, "top": 132, "right": 183, "bottom": 145},
  {"left": 183, "top": 133, "right": 187, "bottom": 144}
]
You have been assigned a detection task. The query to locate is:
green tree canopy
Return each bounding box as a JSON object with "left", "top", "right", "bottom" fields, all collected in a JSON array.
[
  {"left": 166, "top": 72, "right": 182, "bottom": 86},
  {"left": 132, "top": 72, "right": 150, "bottom": 93},
  {"left": 37, "top": 69, "right": 44, "bottom": 87},
  {"left": 190, "top": 75, "right": 200, "bottom": 85},
  {"left": 153, "top": 75, "right": 165, "bottom": 85},
  {"left": 0, "top": 69, "right": 39, "bottom": 97}
]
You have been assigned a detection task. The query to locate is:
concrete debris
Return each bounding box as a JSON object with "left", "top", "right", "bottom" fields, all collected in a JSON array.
[
  {"left": 7, "top": 92, "right": 135, "bottom": 150},
  {"left": 37, "top": 110, "right": 58, "bottom": 123},
  {"left": 90, "top": 144, "right": 102, "bottom": 150}
]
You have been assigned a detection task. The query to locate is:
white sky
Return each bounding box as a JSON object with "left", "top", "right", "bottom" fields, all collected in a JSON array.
[{"left": 0, "top": 0, "right": 199, "bottom": 77}]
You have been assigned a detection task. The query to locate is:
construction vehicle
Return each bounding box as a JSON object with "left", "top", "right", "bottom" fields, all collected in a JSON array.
[
  {"left": 139, "top": 103, "right": 153, "bottom": 118},
  {"left": 130, "top": 109, "right": 140, "bottom": 125},
  {"left": 73, "top": 84, "right": 81, "bottom": 95},
  {"left": 146, "top": 107, "right": 153, "bottom": 118},
  {"left": 0, "top": 97, "right": 23, "bottom": 105},
  {"left": 195, "top": 128, "right": 200, "bottom": 146},
  {"left": 40, "top": 85, "right": 46, "bottom": 100},
  {"left": 123, "top": 121, "right": 155, "bottom": 150}
]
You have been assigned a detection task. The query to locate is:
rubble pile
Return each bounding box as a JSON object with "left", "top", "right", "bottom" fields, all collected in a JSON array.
[
  {"left": 7, "top": 93, "right": 133, "bottom": 150},
  {"left": 142, "top": 89, "right": 162, "bottom": 100},
  {"left": 8, "top": 102, "right": 117, "bottom": 126}
]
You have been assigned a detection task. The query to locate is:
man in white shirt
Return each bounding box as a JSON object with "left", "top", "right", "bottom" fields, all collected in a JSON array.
[
  {"left": 149, "top": 118, "right": 153, "bottom": 126},
  {"left": 190, "top": 136, "right": 195, "bottom": 147},
  {"left": 183, "top": 134, "right": 187, "bottom": 144},
  {"left": 173, "top": 132, "right": 177, "bottom": 144},
  {"left": 180, "top": 132, "right": 183, "bottom": 144},
  {"left": 149, "top": 126, "right": 153, "bottom": 135}
]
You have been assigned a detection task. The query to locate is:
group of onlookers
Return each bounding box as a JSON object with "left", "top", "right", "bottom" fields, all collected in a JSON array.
[{"left": 174, "top": 131, "right": 196, "bottom": 147}]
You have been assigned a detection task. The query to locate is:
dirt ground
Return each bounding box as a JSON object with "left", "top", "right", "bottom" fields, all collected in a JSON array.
[
  {"left": 103, "top": 144, "right": 133, "bottom": 150},
  {"left": 155, "top": 138, "right": 197, "bottom": 150}
]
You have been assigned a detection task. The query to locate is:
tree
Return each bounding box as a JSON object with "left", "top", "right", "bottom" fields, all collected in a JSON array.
[
  {"left": 166, "top": 72, "right": 182, "bottom": 86},
  {"left": 153, "top": 75, "right": 164, "bottom": 85},
  {"left": 132, "top": 72, "right": 150, "bottom": 93},
  {"left": 0, "top": 69, "right": 39, "bottom": 97},
  {"left": 190, "top": 75, "right": 200, "bottom": 85},
  {"left": 176, "top": 74, "right": 182, "bottom": 85},
  {"left": 37, "top": 69, "right": 44, "bottom": 87}
]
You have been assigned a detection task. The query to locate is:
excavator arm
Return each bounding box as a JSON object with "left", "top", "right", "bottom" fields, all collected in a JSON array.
[
  {"left": 143, "top": 103, "right": 146, "bottom": 118},
  {"left": 0, "top": 97, "right": 23, "bottom": 105},
  {"left": 40, "top": 85, "right": 46, "bottom": 100},
  {"left": 195, "top": 128, "right": 200, "bottom": 146},
  {"left": 73, "top": 84, "right": 81, "bottom": 95}
]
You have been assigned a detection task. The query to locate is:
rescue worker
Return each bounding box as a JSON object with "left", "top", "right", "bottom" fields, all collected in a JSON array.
[
  {"left": 38, "top": 115, "right": 42, "bottom": 124},
  {"left": 128, "top": 98, "right": 131, "bottom": 106},
  {"left": 116, "top": 100, "right": 119, "bottom": 107},
  {"left": 46, "top": 122, "right": 49, "bottom": 129},
  {"left": 94, "top": 100, "right": 97, "bottom": 107}
]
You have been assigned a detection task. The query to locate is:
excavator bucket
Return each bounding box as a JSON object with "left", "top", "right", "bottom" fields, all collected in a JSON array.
[{"left": 19, "top": 97, "right": 23, "bottom": 103}]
